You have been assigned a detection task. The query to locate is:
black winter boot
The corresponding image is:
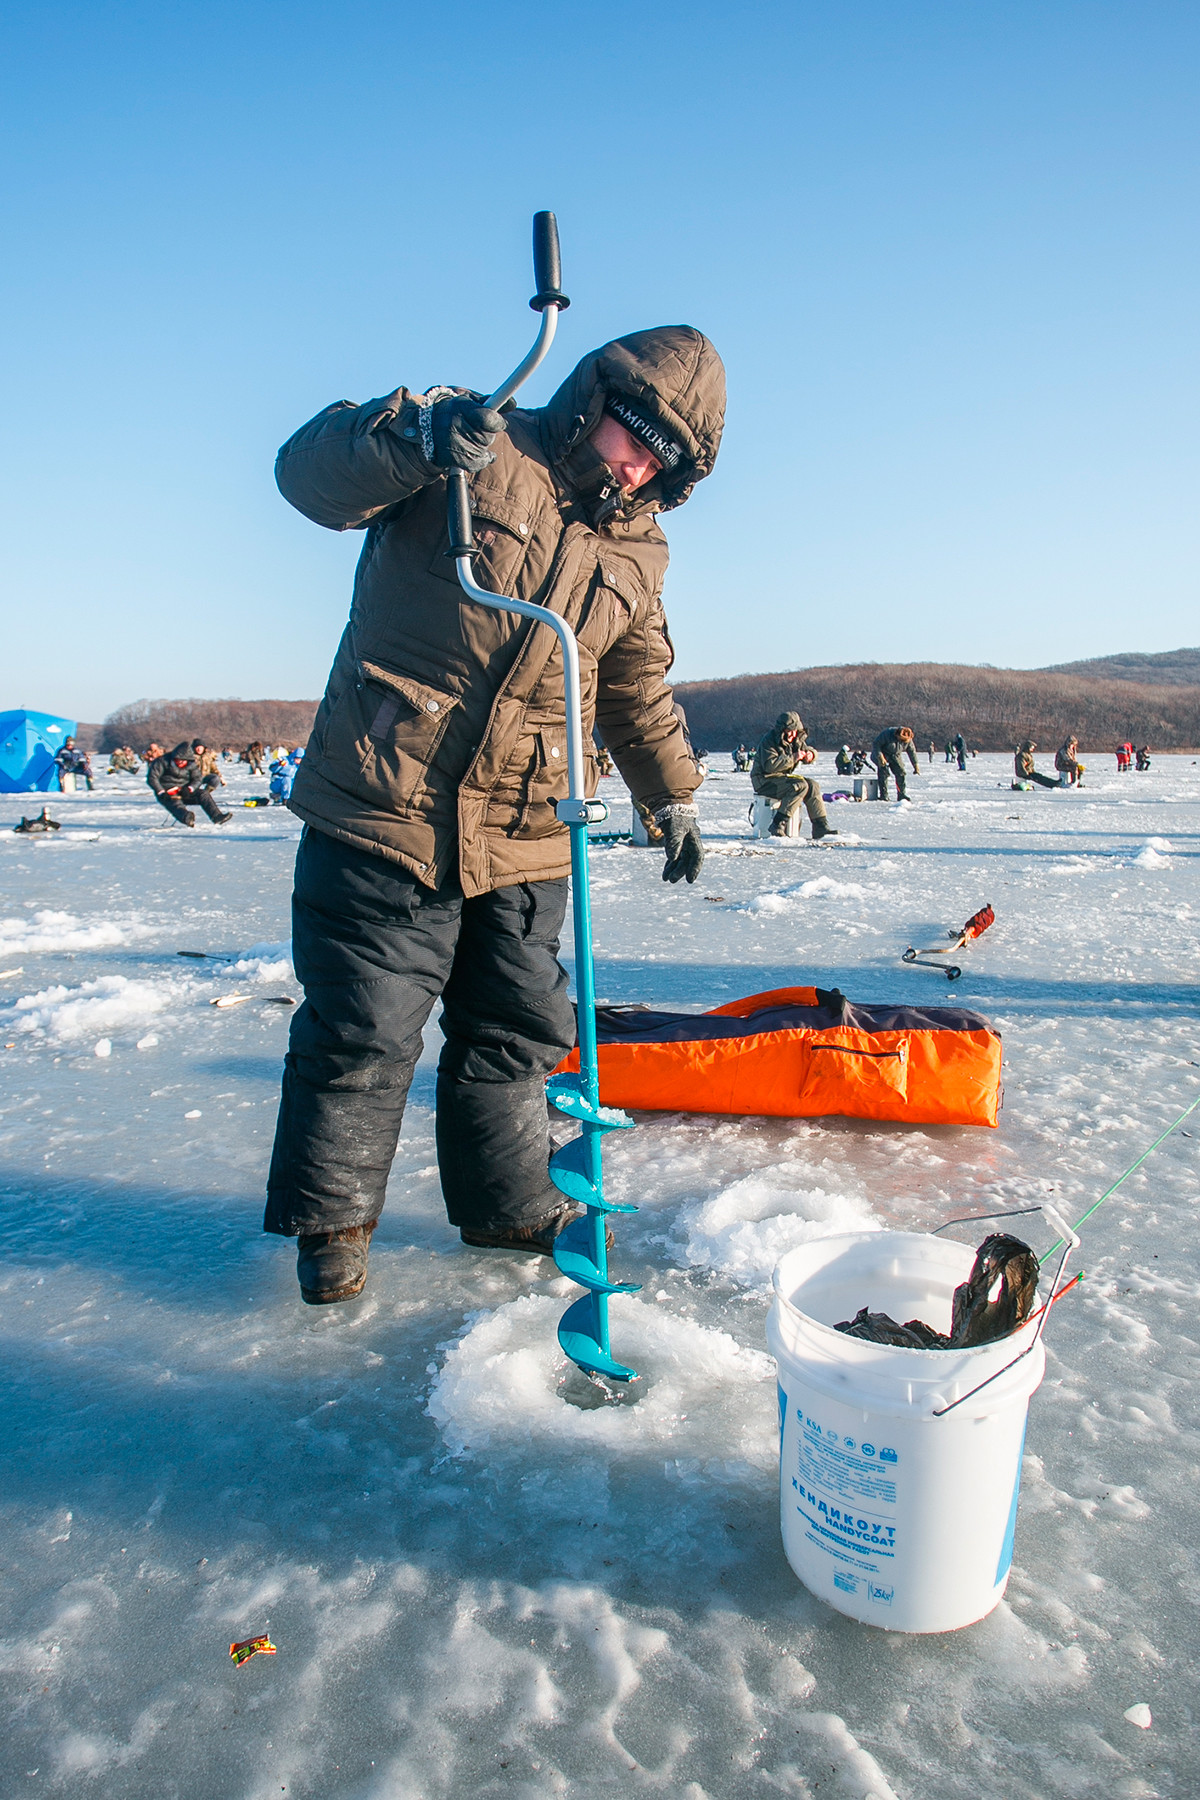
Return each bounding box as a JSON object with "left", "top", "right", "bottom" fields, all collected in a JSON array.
[
  {"left": 811, "top": 820, "right": 839, "bottom": 840},
  {"left": 460, "top": 1203, "right": 611, "bottom": 1258},
  {"left": 297, "top": 1221, "right": 378, "bottom": 1304},
  {"left": 197, "top": 790, "right": 233, "bottom": 825}
]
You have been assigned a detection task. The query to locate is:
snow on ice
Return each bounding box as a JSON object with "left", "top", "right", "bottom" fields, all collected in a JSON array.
[
  {"left": 678, "top": 1174, "right": 880, "bottom": 1290},
  {"left": 1, "top": 754, "right": 1198, "bottom": 1797},
  {"left": 746, "top": 873, "right": 871, "bottom": 915}
]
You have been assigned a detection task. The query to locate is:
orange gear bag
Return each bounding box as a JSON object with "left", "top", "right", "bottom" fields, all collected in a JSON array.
[{"left": 553, "top": 986, "right": 1001, "bottom": 1127}]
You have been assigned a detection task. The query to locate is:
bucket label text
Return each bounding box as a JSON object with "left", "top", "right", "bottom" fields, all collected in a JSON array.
[
  {"left": 794, "top": 1484, "right": 897, "bottom": 1559},
  {"left": 797, "top": 1413, "right": 899, "bottom": 1507}
]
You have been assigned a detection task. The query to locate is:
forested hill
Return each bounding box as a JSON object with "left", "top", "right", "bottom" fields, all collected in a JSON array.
[
  {"left": 85, "top": 647, "right": 1200, "bottom": 756},
  {"left": 97, "top": 697, "right": 319, "bottom": 752},
  {"left": 1040, "top": 647, "right": 1200, "bottom": 686},
  {"left": 672, "top": 660, "right": 1200, "bottom": 754}
]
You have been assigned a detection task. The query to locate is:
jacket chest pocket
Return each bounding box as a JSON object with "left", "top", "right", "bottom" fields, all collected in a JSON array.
[
  {"left": 576, "top": 566, "right": 640, "bottom": 658},
  {"left": 327, "top": 661, "right": 460, "bottom": 810},
  {"left": 428, "top": 503, "right": 534, "bottom": 596}
]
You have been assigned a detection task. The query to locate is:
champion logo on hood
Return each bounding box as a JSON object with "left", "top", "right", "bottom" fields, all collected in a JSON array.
[
  {"left": 602, "top": 394, "right": 685, "bottom": 472},
  {"left": 530, "top": 325, "right": 726, "bottom": 513}
]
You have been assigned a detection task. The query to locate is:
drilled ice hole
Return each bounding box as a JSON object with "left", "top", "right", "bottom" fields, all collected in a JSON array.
[{"left": 557, "top": 1365, "right": 646, "bottom": 1411}]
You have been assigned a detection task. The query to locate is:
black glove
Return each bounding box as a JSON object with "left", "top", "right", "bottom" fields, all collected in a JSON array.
[
  {"left": 655, "top": 804, "right": 704, "bottom": 884},
  {"left": 429, "top": 395, "right": 506, "bottom": 472}
]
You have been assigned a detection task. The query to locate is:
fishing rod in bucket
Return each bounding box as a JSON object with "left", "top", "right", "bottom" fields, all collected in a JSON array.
[
  {"left": 929, "top": 1087, "right": 1200, "bottom": 1415},
  {"left": 445, "top": 212, "right": 641, "bottom": 1385}
]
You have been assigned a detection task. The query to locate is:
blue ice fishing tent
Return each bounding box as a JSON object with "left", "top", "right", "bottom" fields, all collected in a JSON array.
[{"left": 0, "top": 710, "right": 78, "bottom": 793}]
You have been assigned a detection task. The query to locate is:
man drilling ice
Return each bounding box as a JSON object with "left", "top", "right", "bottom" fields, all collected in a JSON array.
[{"left": 266, "top": 327, "right": 725, "bottom": 1303}]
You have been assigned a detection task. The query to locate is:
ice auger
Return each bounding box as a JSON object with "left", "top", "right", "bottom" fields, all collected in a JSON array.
[
  {"left": 902, "top": 903, "right": 995, "bottom": 981},
  {"left": 446, "top": 212, "right": 640, "bottom": 1383}
]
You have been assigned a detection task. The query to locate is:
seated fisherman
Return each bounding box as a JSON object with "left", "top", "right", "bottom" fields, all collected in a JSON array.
[
  {"left": 1055, "top": 736, "right": 1083, "bottom": 786},
  {"left": 1012, "top": 741, "right": 1059, "bottom": 788},
  {"left": 146, "top": 741, "right": 234, "bottom": 827},
  {"left": 751, "top": 712, "right": 836, "bottom": 840},
  {"left": 55, "top": 738, "right": 94, "bottom": 791}
]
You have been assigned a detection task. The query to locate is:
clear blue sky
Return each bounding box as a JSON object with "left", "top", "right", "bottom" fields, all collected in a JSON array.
[{"left": 2, "top": 1, "right": 1197, "bottom": 722}]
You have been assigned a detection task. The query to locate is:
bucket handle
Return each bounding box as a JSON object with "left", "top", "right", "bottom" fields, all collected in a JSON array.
[
  {"left": 932, "top": 1204, "right": 1043, "bottom": 1234},
  {"left": 930, "top": 1205, "right": 1080, "bottom": 1418}
]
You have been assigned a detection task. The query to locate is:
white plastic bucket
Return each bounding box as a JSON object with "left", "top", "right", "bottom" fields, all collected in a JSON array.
[
  {"left": 752, "top": 795, "right": 800, "bottom": 838},
  {"left": 767, "top": 1231, "right": 1045, "bottom": 1633},
  {"left": 59, "top": 771, "right": 76, "bottom": 793}
]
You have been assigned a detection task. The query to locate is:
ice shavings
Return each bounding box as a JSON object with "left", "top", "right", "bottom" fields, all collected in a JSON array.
[
  {"left": 746, "top": 873, "right": 870, "bottom": 916},
  {"left": 428, "top": 1293, "right": 775, "bottom": 1469},
  {"left": 3, "top": 975, "right": 179, "bottom": 1043},
  {"left": 678, "top": 1174, "right": 880, "bottom": 1290},
  {"left": 228, "top": 939, "right": 293, "bottom": 982},
  {"left": 1131, "top": 838, "right": 1173, "bottom": 868},
  {"left": 0, "top": 909, "right": 145, "bottom": 953}
]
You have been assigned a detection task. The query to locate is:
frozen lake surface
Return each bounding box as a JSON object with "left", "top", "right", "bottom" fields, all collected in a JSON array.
[{"left": 2, "top": 752, "right": 1198, "bottom": 1798}]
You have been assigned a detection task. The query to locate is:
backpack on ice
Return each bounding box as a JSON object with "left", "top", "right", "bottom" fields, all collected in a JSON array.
[{"left": 552, "top": 986, "right": 1001, "bottom": 1126}]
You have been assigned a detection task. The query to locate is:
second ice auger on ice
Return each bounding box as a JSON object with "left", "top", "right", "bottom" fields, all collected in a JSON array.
[{"left": 446, "top": 212, "right": 640, "bottom": 1383}]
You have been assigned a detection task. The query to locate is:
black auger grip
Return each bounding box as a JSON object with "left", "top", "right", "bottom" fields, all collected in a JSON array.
[
  {"left": 530, "top": 210, "right": 570, "bottom": 312},
  {"left": 446, "top": 468, "right": 475, "bottom": 557}
]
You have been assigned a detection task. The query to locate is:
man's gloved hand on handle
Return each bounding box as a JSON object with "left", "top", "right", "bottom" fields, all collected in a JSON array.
[
  {"left": 655, "top": 804, "right": 704, "bottom": 884},
  {"left": 421, "top": 392, "right": 507, "bottom": 473}
]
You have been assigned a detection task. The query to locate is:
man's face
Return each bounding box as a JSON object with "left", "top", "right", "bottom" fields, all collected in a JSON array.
[
  {"left": 782, "top": 730, "right": 797, "bottom": 744},
  {"left": 64, "top": 738, "right": 74, "bottom": 749},
  {"left": 589, "top": 416, "right": 662, "bottom": 495}
]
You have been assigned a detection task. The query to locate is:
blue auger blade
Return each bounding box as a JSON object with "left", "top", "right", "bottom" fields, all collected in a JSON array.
[
  {"left": 549, "top": 1134, "right": 638, "bottom": 1213},
  {"left": 553, "top": 1215, "right": 641, "bottom": 1294},
  {"left": 558, "top": 1294, "right": 637, "bottom": 1383},
  {"left": 546, "top": 1073, "right": 634, "bottom": 1130}
]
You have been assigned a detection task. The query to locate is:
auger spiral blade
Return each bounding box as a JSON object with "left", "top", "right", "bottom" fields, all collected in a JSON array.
[
  {"left": 548, "top": 1132, "right": 637, "bottom": 1213},
  {"left": 546, "top": 1032, "right": 639, "bottom": 1379},
  {"left": 558, "top": 1294, "right": 638, "bottom": 1384},
  {"left": 548, "top": 1090, "right": 641, "bottom": 1381},
  {"left": 552, "top": 1214, "right": 639, "bottom": 1295},
  {"left": 546, "top": 1073, "right": 635, "bottom": 1132}
]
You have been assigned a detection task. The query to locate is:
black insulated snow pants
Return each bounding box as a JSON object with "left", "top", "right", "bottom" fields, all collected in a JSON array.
[
  {"left": 264, "top": 827, "right": 575, "bottom": 1239},
  {"left": 155, "top": 785, "right": 226, "bottom": 823}
]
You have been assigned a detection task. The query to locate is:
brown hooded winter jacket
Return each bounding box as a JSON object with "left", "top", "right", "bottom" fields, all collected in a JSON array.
[
  {"left": 751, "top": 712, "right": 813, "bottom": 787},
  {"left": 278, "top": 327, "right": 725, "bottom": 897}
]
